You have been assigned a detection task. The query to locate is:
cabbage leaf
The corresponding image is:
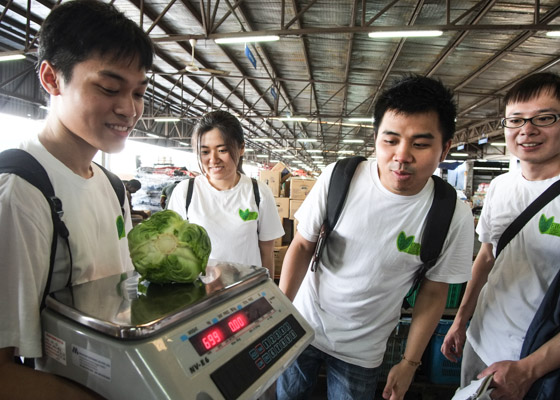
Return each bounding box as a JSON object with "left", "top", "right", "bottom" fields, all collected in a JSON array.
[{"left": 127, "top": 210, "right": 211, "bottom": 284}]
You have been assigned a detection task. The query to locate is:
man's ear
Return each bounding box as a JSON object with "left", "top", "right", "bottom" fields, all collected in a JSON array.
[
  {"left": 39, "top": 61, "right": 62, "bottom": 95},
  {"left": 440, "top": 139, "right": 452, "bottom": 162}
]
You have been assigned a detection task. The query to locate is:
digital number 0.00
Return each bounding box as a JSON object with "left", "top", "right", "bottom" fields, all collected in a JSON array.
[{"left": 227, "top": 314, "right": 249, "bottom": 333}]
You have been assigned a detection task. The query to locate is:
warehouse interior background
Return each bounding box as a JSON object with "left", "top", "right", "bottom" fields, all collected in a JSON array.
[
  {"left": 1, "top": 2, "right": 559, "bottom": 397},
  {"left": 0, "top": 0, "right": 559, "bottom": 199}
]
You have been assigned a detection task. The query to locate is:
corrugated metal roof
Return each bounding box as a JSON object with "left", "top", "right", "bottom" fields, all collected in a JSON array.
[{"left": 0, "top": 0, "right": 559, "bottom": 168}]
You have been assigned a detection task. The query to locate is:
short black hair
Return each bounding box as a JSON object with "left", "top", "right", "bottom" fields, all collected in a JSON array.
[
  {"left": 504, "top": 72, "right": 560, "bottom": 106},
  {"left": 373, "top": 75, "right": 457, "bottom": 144},
  {"left": 193, "top": 110, "right": 245, "bottom": 174},
  {"left": 38, "top": 0, "right": 154, "bottom": 82}
]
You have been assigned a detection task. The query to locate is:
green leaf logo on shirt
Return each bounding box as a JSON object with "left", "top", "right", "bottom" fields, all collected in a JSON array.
[
  {"left": 239, "top": 208, "right": 258, "bottom": 221},
  {"left": 116, "top": 215, "right": 126, "bottom": 239},
  {"left": 397, "top": 231, "right": 421, "bottom": 256},
  {"left": 539, "top": 214, "right": 560, "bottom": 237}
]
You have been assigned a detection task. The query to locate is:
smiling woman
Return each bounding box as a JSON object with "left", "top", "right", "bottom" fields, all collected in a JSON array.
[{"left": 167, "top": 110, "right": 284, "bottom": 278}]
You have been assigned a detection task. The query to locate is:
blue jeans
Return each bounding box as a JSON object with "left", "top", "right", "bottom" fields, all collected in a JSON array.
[{"left": 276, "top": 345, "right": 380, "bottom": 400}]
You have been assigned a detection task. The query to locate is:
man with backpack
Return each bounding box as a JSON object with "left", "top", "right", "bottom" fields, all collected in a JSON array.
[
  {"left": 277, "top": 75, "right": 474, "bottom": 400},
  {"left": 442, "top": 73, "right": 560, "bottom": 399},
  {"left": 0, "top": 1, "right": 153, "bottom": 398}
]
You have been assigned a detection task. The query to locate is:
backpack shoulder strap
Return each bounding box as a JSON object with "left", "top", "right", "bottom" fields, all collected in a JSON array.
[
  {"left": 310, "top": 156, "right": 366, "bottom": 272},
  {"left": 94, "top": 162, "right": 125, "bottom": 216},
  {"left": 0, "top": 148, "right": 70, "bottom": 310},
  {"left": 496, "top": 179, "right": 560, "bottom": 259},
  {"left": 420, "top": 175, "right": 458, "bottom": 266},
  {"left": 0, "top": 149, "right": 56, "bottom": 198},
  {"left": 326, "top": 155, "right": 367, "bottom": 230},
  {"left": 185, "top": 177, "right": 195, "bottom": 218},
  {"left": 404, "top": 175, "right": 457, "bottom": 307},
  {"left": 251, "top": 177, "right": 260, "bottom": 209}
]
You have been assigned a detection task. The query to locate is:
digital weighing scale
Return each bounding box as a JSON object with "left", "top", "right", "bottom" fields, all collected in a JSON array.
[{"left": 36, "top": 261, "right": 314, "bottom": 400}]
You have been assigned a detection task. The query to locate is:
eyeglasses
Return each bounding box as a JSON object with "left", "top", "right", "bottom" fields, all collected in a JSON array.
[{"left": 501, "top": 113, "right": 560, "bottom": 129}]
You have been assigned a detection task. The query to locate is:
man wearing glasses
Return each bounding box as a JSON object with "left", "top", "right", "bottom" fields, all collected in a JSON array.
[{"left": 442, "top": 72, "right": 560, "bottom": 400}]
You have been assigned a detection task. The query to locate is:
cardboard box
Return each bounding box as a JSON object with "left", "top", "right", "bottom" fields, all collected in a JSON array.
[
  {"left": 290, "top": 178, "right": 316, "bottom": 199},
  {"left": 259, "top": 170, "right": 281, "bottom": 197},
  {"left": 274, "top": 197, "right": 290, "bottom": 219},
  {"left": 274, "top": 246, "right": 289, "bottom": 277},
  {"left": 271, "top": 161, "right": 291, "bottom": 183},
  {"left": 289, "top": 199, "right": 304, "bottom": 219}
]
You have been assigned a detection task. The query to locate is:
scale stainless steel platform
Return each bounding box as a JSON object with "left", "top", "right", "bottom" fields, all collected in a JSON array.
[{"left": 36, "top": 260, "right": 314, "bottom": 400}]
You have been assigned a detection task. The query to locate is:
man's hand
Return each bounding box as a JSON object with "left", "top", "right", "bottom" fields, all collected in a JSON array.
[
  {"left": 382, "top": 360, "right": 417, "bottom": 400},
  {"left": 479, "top": 360, "right": 535, "bottom": 400},
  {"left": 441, "top": 321, "right": 466, "bottom": 362}
]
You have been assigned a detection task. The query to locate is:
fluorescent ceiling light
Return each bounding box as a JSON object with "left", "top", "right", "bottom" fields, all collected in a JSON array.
[
  {"left": 348, "top": 117, "right": 373, "bottom": 122},
  {"left": 450, "top": 153, "right": 468, "bottom": 157},
  {"left": 0, "top": 51, "right": 26, "bottom": 62},
  {"left": 252, "top": 138, "right": 273, "bottom": 142},
  {"left": 244, "top": 148, "right": 255, "bottom": 152},
  {"left": 546, "top": 31, "right": 560, "bottom": 37},
  {"left": 491, "top": 142, "right": 507, "bottom": 147},
  {"left": 473, "top": 167, "right": 509, "bottom": 171},
  {"left": 297, "top": 138, "right": 317, "bottom": 143},
  {"left": 343, "top": 139, "right": 364, "bottom": 143},
  {"left": 154, "top": 117, "right": 180, "bottom": 122},
  {"left": 256, "top": 154, "right": 268, "bottom": 158},
  {"left": 368, "top": 30, "right": 443, "bottom": 38},
  {"left": 278, "top": 117, "right": 309, "bottom": 122},
  {"left": 306, "top": 149, "right": 322, "bottom": 153},
  {"left": 270, "top": 159, "right": 280, "bottom": 163},
  {"left": 283, "top": 155, "right": 295, "bottom": 159},
  {"left": 215, "top": 35, "right": 280, "bottom": 44},
  {"left": 178, "top": 141, "right": 190, "bottom": 146},
  {"left": 311, "top": 156, "right": 323, "bottom": 159},
  {"left": 338, "top": 150, "right": 354, "bottom": 154},
  {"left": 146, "top": 133, "right": 160, "bottom": 138}
]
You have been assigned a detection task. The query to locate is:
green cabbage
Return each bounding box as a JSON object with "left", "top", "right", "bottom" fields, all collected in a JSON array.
[{"left": 127, "top": 210, "right": 212, "bottom": 284}]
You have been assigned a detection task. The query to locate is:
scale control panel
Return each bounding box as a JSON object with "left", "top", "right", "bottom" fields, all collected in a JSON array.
[{"left": 39, "top": 278, "right": 314, "bottom": 400}]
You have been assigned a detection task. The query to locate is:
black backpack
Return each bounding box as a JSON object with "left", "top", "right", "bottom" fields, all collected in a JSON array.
[
  {"left": 309, "top": 156, "right": 457, "bottom": 307},
  {"left": 0, "top": 148, "right": 126, "bottom": 310}
]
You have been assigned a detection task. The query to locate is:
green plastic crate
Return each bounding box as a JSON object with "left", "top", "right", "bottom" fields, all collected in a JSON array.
[{"left": 405, "top": 283, "right": 464, "bottom": 309}]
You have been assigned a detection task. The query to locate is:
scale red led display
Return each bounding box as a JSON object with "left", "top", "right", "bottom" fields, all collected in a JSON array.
[
  {"left": 227, "top": 313, "right": 249, "bottom": 333},
  {"left": 201, "top": 328, "right": 225, "bottom": 350},
  {"left": 190, "top": 297, "right": 272, "bottom": 356}
]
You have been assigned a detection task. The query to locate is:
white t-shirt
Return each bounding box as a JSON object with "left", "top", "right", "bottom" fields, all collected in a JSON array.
[
  {"left": 293, "top": 160, "right": 474, "bottom": 368},
  {"left": 167, "top": 173, "right": 284, "bottom": 266},
  {"left": 0, "top": 137, "right": 134, "bottom": 358},
  {"left": 468, "top": 170, "right": 560, "bottom": 366}
]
